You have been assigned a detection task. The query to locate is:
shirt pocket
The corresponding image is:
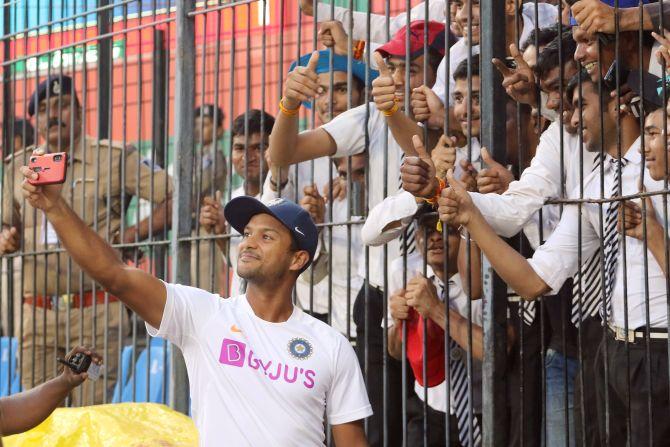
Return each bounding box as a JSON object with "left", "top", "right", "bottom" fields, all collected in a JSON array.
[{"left": 70, "top": 177, "right": 104, "bottom": 225}]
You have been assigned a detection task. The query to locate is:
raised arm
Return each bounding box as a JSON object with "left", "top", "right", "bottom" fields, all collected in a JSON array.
[
  {"left": 439, "top": 170, "right": 551, "bottom": 300},
  {"left": 20, "top": 159, "right": 166, "bottom": 329},
  {"left": 269, "top": 51, "right": 337, "bottom": 167}
]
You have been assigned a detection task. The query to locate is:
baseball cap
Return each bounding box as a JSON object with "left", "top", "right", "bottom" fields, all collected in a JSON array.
[
  {"left": 405, "top": 311, "right": 446, "bottom": 387},
  {"left": 376, "top": 21, "right": 448, "bottom": 60},
  {"left": 28, "top": 75, "right": 75, "bottom": 117},
  {"left": 569, "top": 0, "right": 651, "bottom": 26},
  {"left": 224, "top": 196, "right": 319, "bottom": 273},
  {"left": 289, "top": 49, "right": 379, "bottom": 109}
]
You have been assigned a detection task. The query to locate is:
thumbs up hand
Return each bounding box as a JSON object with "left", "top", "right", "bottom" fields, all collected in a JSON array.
[
  {"left": 476, "top": 148, "right": 515, "bottom": 194},
  {"left": 438, "top": 169, "right": 478, "bottom": 226},
  {"left": 371, "top": 52, "right": 398, "bottom": 113},
  {"left": 400, "top": 135, "right": 439, "bottom": 199},
  {"left": 282, "top": 51, "right": 322, "bottom": 110}
]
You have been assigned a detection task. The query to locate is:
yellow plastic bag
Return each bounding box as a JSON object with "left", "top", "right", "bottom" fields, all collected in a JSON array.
[{"left": 3, "top": 402, "right": 198, "bottom": 447}]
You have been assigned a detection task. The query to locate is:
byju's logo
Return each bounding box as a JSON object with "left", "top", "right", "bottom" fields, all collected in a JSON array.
[{"left": 218, "top": 338, "right": 316, "bottom": 389}]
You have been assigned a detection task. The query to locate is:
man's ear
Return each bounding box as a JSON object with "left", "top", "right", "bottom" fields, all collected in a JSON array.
[
  {"left": 289, "top": 250, "right": 310, "bottom": 273},
  {"left": 216, "top": 124, "right": 225, "bottom": 139}
]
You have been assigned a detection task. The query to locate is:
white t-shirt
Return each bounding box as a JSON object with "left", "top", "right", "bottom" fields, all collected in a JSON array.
[
  {"left": 432, "top": 3, "right": 558, "bottom": 104},
  {"left": 147, "top": 283, "right": 372, "bottom": 446}
]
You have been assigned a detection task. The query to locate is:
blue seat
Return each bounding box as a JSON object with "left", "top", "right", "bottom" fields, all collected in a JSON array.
[
  {"left": 112, "top": 344, "right": 135, "bottom": 403},
  {"left": 120, "top": 343, "right": 168, "bottom": 403},
  {"left": 0, "top": 337, "right": 19, "bottom": 397}
]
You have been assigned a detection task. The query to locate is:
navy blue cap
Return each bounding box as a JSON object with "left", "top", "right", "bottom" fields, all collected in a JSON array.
[
  {"left": 224, "top": 196, "right": 319, "bottom": 273},
  {"left": 570, "top": 0, "right": 651, "bottom": 26},
  {"left": 289, "top": 49, "right": 379, "bottom": 109},
  {"left": 28, "top": 75, "right": 74, "bottom": 117}
]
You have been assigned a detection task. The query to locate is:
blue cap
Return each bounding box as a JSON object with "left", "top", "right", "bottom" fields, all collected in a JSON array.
[
  {"left": 289, "top": 49, "right": 379, "bottom": 109},
  {"left": 28, "top": 75, "right": 75, "bottom": 117},
  {"left": 224, "top": 196, "right": 319, "bottom": 273},
  {"left": 570, "top": 0, "right": 651, "bottom": 26}
]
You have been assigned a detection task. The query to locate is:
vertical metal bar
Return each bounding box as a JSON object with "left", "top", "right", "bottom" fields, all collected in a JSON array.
[
  {"left": 479, "top": 0, "right": 509, "bottom": 444},
  {"left": 170, "top": 0, "right": 196, "bottom": 414},
  {"left": 152, "top": 29, "right": 168, "bottom": 283},
  {"left": 97, "top": 0, "right": 111, "bottom": 139}
]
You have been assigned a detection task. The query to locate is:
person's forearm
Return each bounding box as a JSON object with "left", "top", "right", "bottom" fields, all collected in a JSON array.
[
  {"left": 0, "top": 375, "right": 71, "bottom": 435},
  {"left": 386, "top": 113, "right": 426, "bottom": 157},
  {"left": 646, "top": 222, "right": 669, "bottom": 277},
  {"left": 621, "top": 5, "right": 655, "bottom": 31},
  {"left": 458, "top": 237, "right": 483, "bottom": 299},
  {"left": 387, "top": 325, "right": 403, "bottom": 360},
  {"left": 466, "top": 212, "right": 549, "bottom": 299},
  {"left": 268, "top": 111, "right": 301, "bottom": 167},
  {"left": 129, "top": 199, "right": 172, "bottom": 241}
]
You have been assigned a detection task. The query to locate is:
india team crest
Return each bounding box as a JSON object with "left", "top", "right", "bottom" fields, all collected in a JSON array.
[{"left": 288, "top": 337, "right": 313, "bottom": 360}]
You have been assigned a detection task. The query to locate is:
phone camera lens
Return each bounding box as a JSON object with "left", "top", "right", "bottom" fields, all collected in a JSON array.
[
  {"left": 33, "top": 167, "right": 42, "bottom": 173},
  {"left": 53, "top": 154, "right": 62, "bottom": 162},
  {"left": 30, "top": 157, "right": 36, "bottom": 163}
]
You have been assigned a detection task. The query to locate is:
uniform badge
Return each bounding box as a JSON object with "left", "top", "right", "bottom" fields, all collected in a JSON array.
[
  {"left": 288, "top": 337, "right": 313, "bottom": 360},
  {"left": 52, "top": 80, "right": 61, "bottom": 95},
  {"left": 450, "top": 346, "right": 464, "bottom": 362}
]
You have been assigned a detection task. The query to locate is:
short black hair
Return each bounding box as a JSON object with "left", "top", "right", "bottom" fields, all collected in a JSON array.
[
  {"left": 535, "top": 33, "right": 577, "bottom": 81},
  {"left": 520, "top": 24, "right": 563, "bottom": 53},
  {"left": 231, "top": 109, "right": 276, "bottom": 139},
  {"left": 195, "top": 104, "right": 225, "bottom": 127},
  {"left": 453, "top": 55, "right": 480, "bottom": 82},
  {"left": 12, "top": 119, "right": 35, "bottom": 147},
  {"left": 565, "top": 68, "right": 612, "bottom": 105}
]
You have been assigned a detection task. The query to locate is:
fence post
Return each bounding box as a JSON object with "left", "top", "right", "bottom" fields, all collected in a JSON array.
[
  {"left": 480, "top": 0, "right": 509, "bottom": 444},
  {"left": 97, "top": 0, "right": 111, "bottom": 139},
  {"left": 170, "top": 0, "right": 196, "bottom": 414}
]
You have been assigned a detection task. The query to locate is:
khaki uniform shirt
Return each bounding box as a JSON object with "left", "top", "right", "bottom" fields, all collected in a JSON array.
[{"left": 2, "top": 136, "right": 172, "bottom": 296}]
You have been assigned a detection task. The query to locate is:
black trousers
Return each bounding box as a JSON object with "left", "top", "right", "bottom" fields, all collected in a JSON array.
[
  {"left": 573, "top": 317, "right": 604, "bottom": 447},
  {"left": 407, "top": 397, "right": 482, "bottom": 447},
  {"left": 353, "top": 283, "right": 406, "bottom": 447},
  {"left": 506, "top": 302, "right": 546, "bottom": 447},
  {"left": 595, "top": 330, "right": 670, "bottom": 446}
]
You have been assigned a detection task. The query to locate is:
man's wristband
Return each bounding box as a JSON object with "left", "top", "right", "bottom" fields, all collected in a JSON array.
[
  {"left": 420, "top": 177, "right": 447, "bottom": 207},
  {"left": 382, "top": 101, "right": 399, "bottom": 117},
  {"left": 279, "top": 98, "right": 300, "bottom": 116}
]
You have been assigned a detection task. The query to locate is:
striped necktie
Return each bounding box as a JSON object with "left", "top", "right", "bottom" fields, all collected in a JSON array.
[
  {"left": 571, "top": 153, "right": 604, "bottom": 325},
  {"left": 439, "top": 280, "right": 482, "bottom": 446},
  {"left": 602, "top": 158, "right": 625, "bottom": 320}
]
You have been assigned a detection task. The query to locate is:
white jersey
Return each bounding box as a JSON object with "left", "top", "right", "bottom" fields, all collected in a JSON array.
[{"left": 147, "top": 282, "right": 372, "bottom": 446}]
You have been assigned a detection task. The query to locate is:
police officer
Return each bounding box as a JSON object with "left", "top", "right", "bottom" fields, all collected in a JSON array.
[
  {"left": 192, "top": 104, "right": 227, "bottom": 293},
  {"left": 1, "top": 75, "right": 172, "bottom": 405}
]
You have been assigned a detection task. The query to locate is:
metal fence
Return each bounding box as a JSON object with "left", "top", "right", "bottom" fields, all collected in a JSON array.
[{"left": 1, "top": 0, "right": 670, "bottom": 446}]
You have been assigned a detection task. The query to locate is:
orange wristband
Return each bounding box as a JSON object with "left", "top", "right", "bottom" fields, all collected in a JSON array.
[{"left": 279, "top": 98, "right": 300, "bottom": 116}]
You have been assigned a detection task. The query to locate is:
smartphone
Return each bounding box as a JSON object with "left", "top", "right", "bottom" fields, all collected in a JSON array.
[
  {"left": 503, "top": 57, "right": 517, "bottom": 70},
  {"left": 28, "top": 152, "right": 67, "bottom": 185}
]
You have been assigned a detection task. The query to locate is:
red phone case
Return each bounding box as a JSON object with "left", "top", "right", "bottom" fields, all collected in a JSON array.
[{"left": 28, "top": 152, "right": 68, "bottom": 185}]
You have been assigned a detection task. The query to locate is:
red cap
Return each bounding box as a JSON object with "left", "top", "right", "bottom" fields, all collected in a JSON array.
[
  {"left": 376, "top": 21, "right": 447, "bottom": 60},
  {"left": 405, "top": 310, "right": 445, "bottom": 388}
]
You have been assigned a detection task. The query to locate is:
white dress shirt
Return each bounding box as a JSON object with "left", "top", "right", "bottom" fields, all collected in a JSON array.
[
  {"left": 528, "top": 138, "right": 669, "bottom": 329},
  {"left": 470, "top": 122, "right": 598, "bottom": 248},
  {"left": 321, "top": 103, "right": 403, "bottom": 289}
]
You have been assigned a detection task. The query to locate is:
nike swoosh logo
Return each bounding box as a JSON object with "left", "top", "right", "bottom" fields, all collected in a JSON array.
[
  {"left": 231, "top": 324, "right": 242, "bottom": 333},
  {"left": 294, "top": 227, "right": 305, "bottom": 236}
]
